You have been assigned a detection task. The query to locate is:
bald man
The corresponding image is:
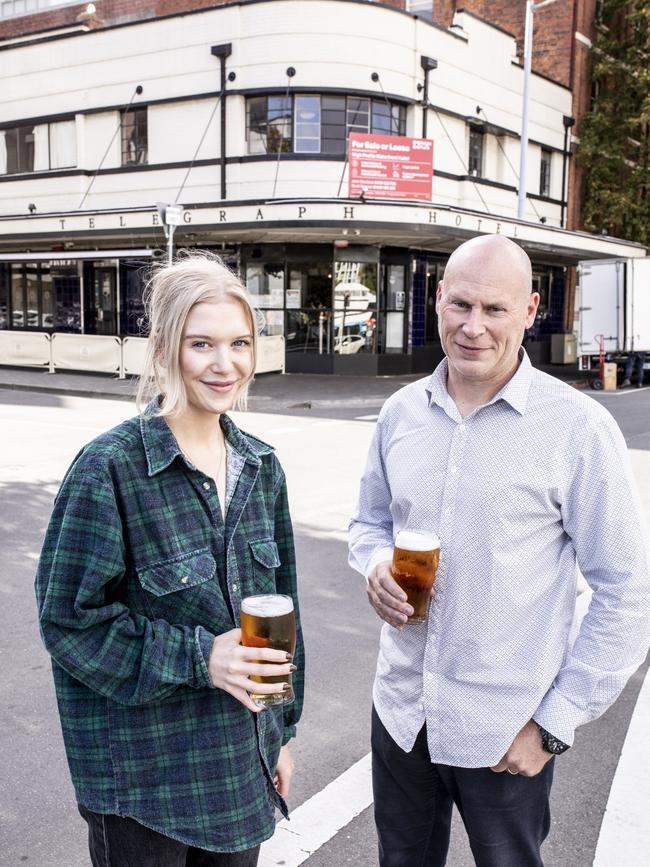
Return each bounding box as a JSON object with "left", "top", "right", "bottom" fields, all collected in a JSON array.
[{"left": 349, "top": 235, "right": 650, "bottom": 866}]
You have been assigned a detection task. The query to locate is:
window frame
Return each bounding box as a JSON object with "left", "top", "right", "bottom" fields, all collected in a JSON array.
[
  {"left": 468, "top": 125, "right": 485, "bottom": 178},
  {"left": 121, "top": 107, "right": 148, "bottom": 167},
  {"left": 539, "top": 147, "right": 552, "bottom": 197}
]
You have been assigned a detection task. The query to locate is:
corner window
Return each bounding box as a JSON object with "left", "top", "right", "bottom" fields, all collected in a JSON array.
[
  {"left": 246, "top": 94, "right": 406, "bottom": 155},
  {"left": 121, "top": 107, "right": 148, "bottom": 166},
  {"left": 540, "top": 148, "right": 552, "bottom": 197},
  {"left": 295, "top": 95, "right": 321, "bottom": 153},
  {"left": 247, "top": 96, "right": 292, "bottom": 154},
  {"left": 468, "top": 126, "right": 484, "bottom": 177}
]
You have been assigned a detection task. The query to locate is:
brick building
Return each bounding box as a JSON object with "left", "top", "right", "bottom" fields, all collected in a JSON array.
[{"left": 0, "top": 0, "right": 642, "bottom": 376}]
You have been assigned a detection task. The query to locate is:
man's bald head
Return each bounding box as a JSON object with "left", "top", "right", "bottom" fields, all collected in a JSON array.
[{"left": 443, "top": 235, "right": 532, "bottom": 302}]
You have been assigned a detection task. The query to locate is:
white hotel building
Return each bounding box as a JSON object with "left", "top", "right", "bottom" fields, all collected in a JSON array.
[{"left": 0, "top": 0, "right": 644, "bottom": 375}]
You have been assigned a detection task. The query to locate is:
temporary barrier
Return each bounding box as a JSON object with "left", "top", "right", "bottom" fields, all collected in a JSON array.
[
  {"left": 0, "top": 331, "right": 286, "bottom": 377},
  {"left": 122, "top": 336, "right": 148, "bottom": 376},
  {"left": 0, "top": 331, "right": 51, "bottom": 369},
  {"left": 256, "top": 335, "right": 285, "bottom": 374},
  {"left": 51, "top": 333, "right": 122, "bottom": 374}
]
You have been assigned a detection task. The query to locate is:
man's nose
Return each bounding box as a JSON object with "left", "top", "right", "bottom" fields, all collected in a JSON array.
[{"left": 462, "top": 308, "right": 485, "bottom": 337}]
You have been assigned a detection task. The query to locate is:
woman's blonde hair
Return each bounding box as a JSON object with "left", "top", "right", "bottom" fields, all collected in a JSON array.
[{"left": 136, "top": 250, "right": 258, "bottom": 416}]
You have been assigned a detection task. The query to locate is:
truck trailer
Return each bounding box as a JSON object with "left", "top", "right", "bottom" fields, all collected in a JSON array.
[{"left": 576, "top": 257, "right": 650, "bottom": 388}]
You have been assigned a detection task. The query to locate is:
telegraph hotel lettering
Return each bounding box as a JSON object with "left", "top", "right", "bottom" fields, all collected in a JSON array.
[{"left": 48, "top": 204, "right": 514, "bottom": 237}]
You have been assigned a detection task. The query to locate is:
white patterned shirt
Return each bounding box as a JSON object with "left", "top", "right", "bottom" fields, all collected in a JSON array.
[{"left": 349, "top": 352, "right": 650, "bottom": 767}]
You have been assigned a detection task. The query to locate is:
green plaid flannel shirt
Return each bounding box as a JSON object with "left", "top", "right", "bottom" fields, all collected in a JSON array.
[{"left": 35, "top": 405, "right": 304, "bottom": 853}]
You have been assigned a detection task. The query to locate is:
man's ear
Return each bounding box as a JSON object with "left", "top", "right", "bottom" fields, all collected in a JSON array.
[{"left": 435, "top": 281, "right": 443, "bottom": 313}]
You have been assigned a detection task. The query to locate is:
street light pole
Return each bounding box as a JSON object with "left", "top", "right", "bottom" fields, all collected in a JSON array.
[{"left": 517, "top": 0, "right": 560, "bottom": 222}]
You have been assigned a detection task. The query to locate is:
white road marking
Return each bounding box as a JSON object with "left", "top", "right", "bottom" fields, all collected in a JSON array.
[
  {"left": 355, "top": 414, "right": 379, "bottom": 421},
  {"left": 592, "top": 665, "right": 650, "bottom": 865},
  {"left": 259, "top": 753, "right": 373, "bottom": 867}
]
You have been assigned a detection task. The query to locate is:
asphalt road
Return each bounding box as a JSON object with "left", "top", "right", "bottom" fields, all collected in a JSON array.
[{"left": 0, "top": 384, "right": 648, "bottom": 867}]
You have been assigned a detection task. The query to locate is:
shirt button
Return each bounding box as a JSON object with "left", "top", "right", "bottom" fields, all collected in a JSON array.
[
  {"left": 232, "top": 583, "right": 238, "bottom": 592},
  {"left": 425, "top": 672, "right": 433, "bottom": 681},
  {"left": 459, "top": 424, "right": 466, "bottom": 432},
  {"left": 202, "top": 481, "right": 210, "bottom": 490},
  {"left": 450, "top": 465, "right": 458, "bottom": 474},
  {"left": 180, "top": 576, "right": 189, "bottom": 584}
]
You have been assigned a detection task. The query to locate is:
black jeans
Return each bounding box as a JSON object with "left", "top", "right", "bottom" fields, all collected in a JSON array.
[
  {"left": 78, "top": 805, "right": 261, "bottom": 867},
  {"left": 371, "top": 707, "right": 554, "bottom": 867}
]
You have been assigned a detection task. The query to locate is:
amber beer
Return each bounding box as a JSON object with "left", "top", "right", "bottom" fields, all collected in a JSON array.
[
  {"left": 240, "top": 594, "right": 296, "bottom": 706},
  {"left": 391, "top": 530, "right": 441, "bottom": 624}
]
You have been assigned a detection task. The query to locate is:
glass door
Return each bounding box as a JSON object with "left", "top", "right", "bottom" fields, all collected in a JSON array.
[{"left": 86, "top": 266, "right": 117, "bottom": 335}]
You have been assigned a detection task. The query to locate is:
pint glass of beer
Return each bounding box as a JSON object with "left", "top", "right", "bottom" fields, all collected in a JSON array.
[
  {"left": 391, "top": 530, "right": 440, "bottom": 624},
  {"left": 240, "top": 594, "right": 296, "bottom": 706}
]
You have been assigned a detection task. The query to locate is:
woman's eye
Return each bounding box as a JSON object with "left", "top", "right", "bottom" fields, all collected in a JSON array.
[
  {"left": 191, "top": 340, "right": 209, "bottom": 349},
  {"left": 233, "top": 339, "right": 252, "bottom": 348}
]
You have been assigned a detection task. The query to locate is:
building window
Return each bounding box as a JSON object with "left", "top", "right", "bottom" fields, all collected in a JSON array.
[
  {"left": 540, "top": 148, "right": 552, "bottom": 197},
  {"left": 295, "top": 95, "right": 321, "bottom": 153},
  {"left": 247, "top": 96, "right": 292, "bottom": 154},
  {"left": 0, "top": 264, "right": 8, "bottom": 330},
  {"left": 1, "top": 1, "right": 76, "bottom": 20},
  {"left": 49, "top": 119, "right": 77, "bottom": 169},
  {"left": 405, "top": 0, "right": 432, "bottom": 21},
  {"left": 121, "top": 107, "right": 148, "bottom": 166},
  {"left": 7, "top": 262, "right": 81, "bottom": 331},
  {"left": 3, "top": 125, "right": 36, "bottom": 174},
  {"left": 0, "top": 119, "right": 77, "bottom": 174},
  {"left": 246, "top": 94, "right": 406, "bottom": 155},
  {"left": 468, "top": 126, "right": 484, "bottom": 177}
]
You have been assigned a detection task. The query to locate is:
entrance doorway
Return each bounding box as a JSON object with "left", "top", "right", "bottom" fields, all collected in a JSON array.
[{"left": 85, "top": 265, "right": 117, "bottom": 335}]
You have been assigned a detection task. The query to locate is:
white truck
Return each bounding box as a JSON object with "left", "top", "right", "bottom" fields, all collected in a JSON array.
[{"left": 576, "top": 257, "right": 650, "bottom": 388}]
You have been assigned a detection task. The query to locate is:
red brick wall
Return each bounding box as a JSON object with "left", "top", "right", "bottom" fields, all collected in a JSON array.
[
  {"left": 432, "top": 0, "right": 576, "bottom": 88},
  {"left": 0, "top": 0, "right": 231, "bottom": 39}
]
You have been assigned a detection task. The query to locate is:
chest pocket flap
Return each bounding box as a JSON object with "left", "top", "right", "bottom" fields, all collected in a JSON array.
[
  {"left": 138, "top": 550, "right": 216, "bottom": 597},
  {"left": 249, "top": 539, "right": 281, "bottom": 569}
]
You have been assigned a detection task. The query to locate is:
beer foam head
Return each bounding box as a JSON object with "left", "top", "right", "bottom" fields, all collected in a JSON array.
[
  {"left": 241, "top": 594, "right": 294, "bottom": 617},
  {"left": 395, "top": 530, "right": 440, "bottom": 551}
]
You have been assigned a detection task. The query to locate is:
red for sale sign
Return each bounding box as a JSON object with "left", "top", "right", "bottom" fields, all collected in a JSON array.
[{"left": 348, "top": 133, "right": 433, "bottom": 201}]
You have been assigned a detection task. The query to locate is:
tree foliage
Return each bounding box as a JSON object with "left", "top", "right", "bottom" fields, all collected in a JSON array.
[{"left": 578, "top": 0, "right": 650, "bottom": 243}]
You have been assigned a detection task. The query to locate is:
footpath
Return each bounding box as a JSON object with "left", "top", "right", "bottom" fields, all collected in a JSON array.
[{"left": 0, "top": 360, "right": 588, "bottom": 410}]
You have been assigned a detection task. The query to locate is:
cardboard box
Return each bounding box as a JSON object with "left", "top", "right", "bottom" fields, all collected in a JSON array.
[{"left": 603, "top": 362, "right": 618, "bottom": 391}]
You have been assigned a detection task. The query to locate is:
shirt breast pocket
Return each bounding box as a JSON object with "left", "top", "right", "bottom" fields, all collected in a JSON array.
[
  {"left": 247, "top": 539, "right": 281, "bottom": 594},
  {"left": 136, "top": 549, "right": 219, "bottom": 623}
]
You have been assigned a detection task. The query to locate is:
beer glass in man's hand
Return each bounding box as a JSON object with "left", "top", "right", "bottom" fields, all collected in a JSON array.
[
  {"left": 240, "top": 594, "right": 297, "bottom": 706},
  {"left": 391, "top": 531, "right": 440, "bottom": 624}
]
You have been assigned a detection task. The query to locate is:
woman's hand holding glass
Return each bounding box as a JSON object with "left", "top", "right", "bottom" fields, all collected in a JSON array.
[{"left": 208, "top": 628, "right": 295, "bottom": 713}]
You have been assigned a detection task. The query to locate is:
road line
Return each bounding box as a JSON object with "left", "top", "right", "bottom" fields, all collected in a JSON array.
[
  {"left": 259, "top": 589, "right": 593, "bottom": 867},
  {"left": 259, "top": 752, "right": 373, "bottom": 866},
  {"left": 592, "top": 663, "right": 650, "bottom": 865},
  {"left": 355, "top": 414, "right": 379, "bottom": 421}
]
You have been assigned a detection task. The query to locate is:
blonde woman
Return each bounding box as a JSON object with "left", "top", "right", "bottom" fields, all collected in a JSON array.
[{"left": 35, "top": 252, "right": 304, "bottom": 867}]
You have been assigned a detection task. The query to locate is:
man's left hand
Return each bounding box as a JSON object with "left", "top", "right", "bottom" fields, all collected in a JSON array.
[{"left": 490, "top": 719, "right": 553, "bottom": 777}]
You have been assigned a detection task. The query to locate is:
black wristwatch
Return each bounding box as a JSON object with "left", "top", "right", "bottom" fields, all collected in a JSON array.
[{"left": 537, "top": 724, "right": 570, "bottom": 755}]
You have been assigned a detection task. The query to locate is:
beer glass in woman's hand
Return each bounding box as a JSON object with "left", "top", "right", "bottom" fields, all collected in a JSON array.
[
  {"left": 240, "top": 594, "right": 297, "bottom": 706},
  {"left": 391, "top": 530, "right": 440, "bottom": 624}
]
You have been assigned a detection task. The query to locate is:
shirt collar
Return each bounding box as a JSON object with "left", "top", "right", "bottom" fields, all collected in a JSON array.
[
  {"left": 140, "top": 398, "right": 273, "bottom": 477},
  {"left": 425, "top": 349, "right": 533, "bottom": 417}
]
